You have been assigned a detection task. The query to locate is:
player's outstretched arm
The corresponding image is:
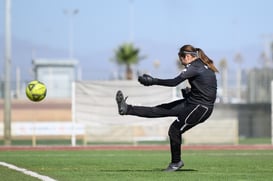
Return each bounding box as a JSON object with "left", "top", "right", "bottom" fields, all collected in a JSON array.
[{"left": 138, "top": 74, "right": 158, "bottom": 86}]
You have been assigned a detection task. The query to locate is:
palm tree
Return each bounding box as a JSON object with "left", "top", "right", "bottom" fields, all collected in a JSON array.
[{"left": 112, "top": 43, "right": 145, "bottom": 80}]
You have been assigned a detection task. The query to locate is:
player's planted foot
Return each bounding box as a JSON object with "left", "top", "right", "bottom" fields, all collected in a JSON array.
[
  {"left": 164, "top": 160, "right": 184, "bottom": 172},
  {"left": 116, "top": 90, "right": 128, "bottom": 115}
]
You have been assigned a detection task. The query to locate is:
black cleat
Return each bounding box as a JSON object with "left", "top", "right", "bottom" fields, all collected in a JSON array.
[
  {"left": 164, "top": 161, "right": 184, "bottom": 172},
  {"left": 116, "top": 90, "right": 128, "bottom": 115}
]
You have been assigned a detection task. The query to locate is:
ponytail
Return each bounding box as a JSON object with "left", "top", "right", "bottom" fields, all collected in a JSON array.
[
  {"left": 179, "top": 45, "right": 219, "bottom": 73},
  {"left": 196, "top": 48, "right": 219, "bottom": 73}
]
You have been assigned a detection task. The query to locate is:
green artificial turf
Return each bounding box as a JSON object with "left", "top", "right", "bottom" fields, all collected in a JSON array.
[{"left": 0, "top": 150, "right": 273, "bottom": 181}]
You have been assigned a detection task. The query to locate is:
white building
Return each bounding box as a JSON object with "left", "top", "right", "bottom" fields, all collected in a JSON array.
[{"left": 32, "top": 59, "right": 78, "bottom": 98}]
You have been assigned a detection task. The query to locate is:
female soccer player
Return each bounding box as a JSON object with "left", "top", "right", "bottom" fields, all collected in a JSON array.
[{"left": 116, "top": 44, "right": 218, "bottom": 171}]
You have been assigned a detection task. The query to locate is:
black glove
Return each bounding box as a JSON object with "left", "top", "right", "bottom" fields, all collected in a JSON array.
[
  {"left": 138, "top": 74, "right": 157, "bottom": 86},
  {"left": 181, "top": 87, "right": 191, "bottom": 98}
]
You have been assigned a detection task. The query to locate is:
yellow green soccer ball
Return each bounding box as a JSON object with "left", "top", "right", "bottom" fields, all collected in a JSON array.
[{"left": 26, "top": 80, "right": 47, "bottom": 102}]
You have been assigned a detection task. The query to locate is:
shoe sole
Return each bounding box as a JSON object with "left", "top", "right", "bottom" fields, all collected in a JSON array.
[
  {"left": 116, "top": 90, "right": 125, "bottom": 115},
  {"left": 116, "top": 90, "right": 124, "bottom": 104}
]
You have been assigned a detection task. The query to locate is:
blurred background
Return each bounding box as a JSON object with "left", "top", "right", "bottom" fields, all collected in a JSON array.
[{"left": 1, "top": 0, "right": 273, "bottom": 146}]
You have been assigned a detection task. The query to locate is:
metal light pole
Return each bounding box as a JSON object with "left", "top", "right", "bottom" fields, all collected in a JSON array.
[
  {"left": 4, "top": 0, "right": 12, "bottom": 145},
  {"left": 64, "top": 9, "right": 78, "bottom": 146},
  {"left": 63, "top": 9, "right": 79, "bottom": 59}
]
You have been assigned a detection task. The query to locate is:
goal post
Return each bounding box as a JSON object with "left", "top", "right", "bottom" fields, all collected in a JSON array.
[
  {"left": 71, "top": 81, "right": 76, "bottom": 146},
  {"left": 71, "top": 80, "right": 239, "bottom": 145}
]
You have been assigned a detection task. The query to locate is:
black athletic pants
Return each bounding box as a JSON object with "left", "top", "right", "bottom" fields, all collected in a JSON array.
[{"left": 126, "top": 99, "right": 213, "bottom": 163}]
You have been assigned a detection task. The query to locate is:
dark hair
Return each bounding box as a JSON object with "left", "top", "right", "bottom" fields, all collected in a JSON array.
[{"left": 179, "top": 45, "right": 219, "bottom": 72}]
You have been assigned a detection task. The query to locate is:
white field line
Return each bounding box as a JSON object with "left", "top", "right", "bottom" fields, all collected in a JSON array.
[{"left": 0, "top": 161, "right": 57, "bottom": 181}]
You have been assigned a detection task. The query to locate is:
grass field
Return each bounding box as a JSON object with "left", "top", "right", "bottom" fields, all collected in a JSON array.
[{"left": 1, "top": 149, "right": 273, "bottom": 181}]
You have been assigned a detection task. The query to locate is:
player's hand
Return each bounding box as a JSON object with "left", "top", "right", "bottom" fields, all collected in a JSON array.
[
  {"left": 181, "top": 87, "right": 191, "bottom": 98},
  {"left": 138, "top": 74, "right": 157, "bottom": 86}
]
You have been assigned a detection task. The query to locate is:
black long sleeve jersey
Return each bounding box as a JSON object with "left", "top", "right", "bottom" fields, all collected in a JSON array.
[{"left": 156, "top": 58, "right": 217, "bottom": 107}]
